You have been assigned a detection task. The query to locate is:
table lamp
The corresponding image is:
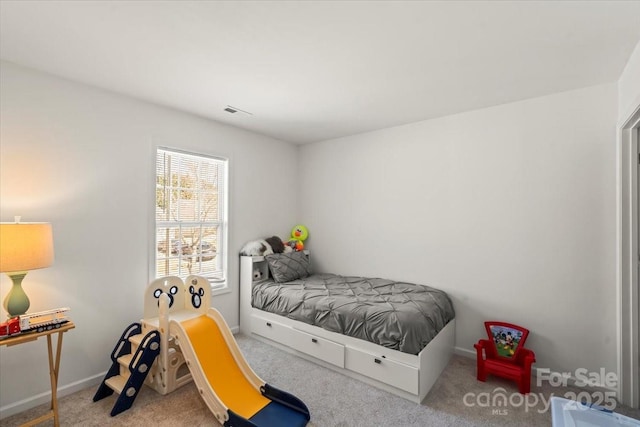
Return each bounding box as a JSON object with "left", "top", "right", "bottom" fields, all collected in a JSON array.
[{"left": 0, "top": 219, "right": 54, "bottom": 318}]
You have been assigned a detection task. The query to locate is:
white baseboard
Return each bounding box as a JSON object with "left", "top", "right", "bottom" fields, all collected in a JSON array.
[
  {"left": 454, "top": 346, "right": 475, "bottom": 358},
  {"left": 0, "top": 372, "right": 105, "bottom": 420}
]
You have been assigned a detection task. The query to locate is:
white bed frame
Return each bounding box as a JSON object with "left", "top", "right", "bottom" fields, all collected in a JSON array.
[{"left": 240, "top": 255, "right": 455, "bottom": 403}]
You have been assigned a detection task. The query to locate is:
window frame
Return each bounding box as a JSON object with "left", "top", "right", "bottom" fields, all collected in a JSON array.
[{"left": 152, "top": 146, "right": 229, "bottom": 293}]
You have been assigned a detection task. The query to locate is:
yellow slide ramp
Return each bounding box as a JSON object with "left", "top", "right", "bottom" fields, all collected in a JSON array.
[{"left": 170, "top": 309, "right": 270, "bottom": 424}]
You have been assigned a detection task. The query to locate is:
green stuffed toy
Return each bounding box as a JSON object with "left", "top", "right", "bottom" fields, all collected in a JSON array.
[{"left": 288, "top": 225, "right": 308, "bottom": 251}]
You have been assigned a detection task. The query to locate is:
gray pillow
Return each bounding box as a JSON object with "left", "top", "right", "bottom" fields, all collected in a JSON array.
[{"left": 265, "top": 252, "right": 311, "bottom": 283}]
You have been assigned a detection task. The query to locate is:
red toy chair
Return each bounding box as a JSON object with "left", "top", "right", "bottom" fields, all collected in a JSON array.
[{"left": 474, "top": 321, "right": 536, "bottom": 394}]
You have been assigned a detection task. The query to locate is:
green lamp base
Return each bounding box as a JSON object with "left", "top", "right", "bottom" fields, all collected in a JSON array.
[{"left": 3, "top": 272, "right": 30, "bottom": 318}]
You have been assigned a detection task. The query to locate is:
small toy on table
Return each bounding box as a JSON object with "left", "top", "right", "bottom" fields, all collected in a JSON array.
[
  {"left": 0, "top": 307, "right": 71, "bottom": 338},
  {"left": 474, "top": 321, "right": 536, "bottom": 394}
]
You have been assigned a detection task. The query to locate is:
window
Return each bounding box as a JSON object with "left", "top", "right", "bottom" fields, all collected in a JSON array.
[{"left": 155, "top": 148, "right": 228, "bottom": 288}]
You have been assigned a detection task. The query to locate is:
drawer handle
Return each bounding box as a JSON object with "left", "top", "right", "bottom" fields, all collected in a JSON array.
[
  {"left": 311, "top": 338, "right": 318, "bottom": 343},
  {"left": 374, "top": 358, "right": 382, "bottom": 364},
  {"left": 266, "top": 322, "right": 272, "bottom": 327}
]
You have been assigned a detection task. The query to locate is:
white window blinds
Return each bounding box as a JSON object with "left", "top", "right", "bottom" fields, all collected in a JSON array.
[{"left": 155, "top": 148, "right": 227, "bottom": 285}]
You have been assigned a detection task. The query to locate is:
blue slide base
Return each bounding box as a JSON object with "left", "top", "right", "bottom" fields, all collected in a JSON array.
[
  {"left": 249, "top": 401, "right": 309, "bottom": 427},
  {"left": 222, "top": 382, "right": 310, "bottom": 427}
]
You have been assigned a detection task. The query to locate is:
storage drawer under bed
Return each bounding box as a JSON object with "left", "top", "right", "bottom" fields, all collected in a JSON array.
[
  {"left": 289, "top": 328, "right": 345, "bottom": 368},
  {"left": 250, "top": 314, "right": 292, "bottom": 346},
  {"left": 345, "top": 346, "right": 419, "bottom": 394}
]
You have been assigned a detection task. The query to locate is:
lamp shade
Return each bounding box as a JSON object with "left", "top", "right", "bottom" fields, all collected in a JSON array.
[{"left": 0, "top": 222, "right": 54, "bottom": 273}]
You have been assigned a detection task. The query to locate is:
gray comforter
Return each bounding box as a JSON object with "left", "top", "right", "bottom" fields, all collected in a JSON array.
[{"left": 252, "top": 273, "right": 455, "bottom": 355}]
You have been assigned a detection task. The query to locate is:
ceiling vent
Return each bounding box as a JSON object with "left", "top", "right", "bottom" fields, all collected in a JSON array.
[{"left": 224, "top": 105, "right": 252, "bottom": 116}]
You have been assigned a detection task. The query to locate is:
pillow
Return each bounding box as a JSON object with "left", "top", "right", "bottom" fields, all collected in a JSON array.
[{"left": 265, "top": 252, "right": 311, "bottom": 283}]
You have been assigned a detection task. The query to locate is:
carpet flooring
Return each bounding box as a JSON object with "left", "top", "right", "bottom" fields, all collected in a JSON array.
[{"left": 1, "top": 333, "right": 639, "bottom": 426}]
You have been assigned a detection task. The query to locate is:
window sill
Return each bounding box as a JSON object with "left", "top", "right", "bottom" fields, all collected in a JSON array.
[{"left": 211, "top": 285, "right": 231, "bottom": 297}]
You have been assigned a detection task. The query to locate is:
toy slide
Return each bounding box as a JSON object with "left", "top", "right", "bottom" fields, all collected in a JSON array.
[{"left": 170, "top": 309, "right": 310, "bottom": 427}]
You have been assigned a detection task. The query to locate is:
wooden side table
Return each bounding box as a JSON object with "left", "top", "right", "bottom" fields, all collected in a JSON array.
[{"left": 0, "top": 322, "right": 75, "bottom": 427}]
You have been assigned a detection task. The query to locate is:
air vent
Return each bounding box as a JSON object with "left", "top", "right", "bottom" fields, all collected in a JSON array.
[{"left": 224, "top": 105, "right": 253, "bottom": 116}]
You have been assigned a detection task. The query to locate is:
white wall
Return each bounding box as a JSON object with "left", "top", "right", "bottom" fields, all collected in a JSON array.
[
  {"left": 301, "top": 83, "right": 618, "bottom": 378},
  {"left": 0, "top": 61, "right": 298, "bottom": 415},
  {"left": 619, "top": 39, "right": 640, "bottom": 124},
  {"left": 1, "top": 45, "right": 633, "bottom": 417}
]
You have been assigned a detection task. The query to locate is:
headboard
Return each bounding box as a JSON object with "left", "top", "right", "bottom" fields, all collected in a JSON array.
[{"left": 239, "top": 251, "right": 309, "bottom": 333}]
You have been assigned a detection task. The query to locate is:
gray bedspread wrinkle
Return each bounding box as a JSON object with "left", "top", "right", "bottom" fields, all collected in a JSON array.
[{"left": 252, "top": 273, "right": 455, "bottom": 355}]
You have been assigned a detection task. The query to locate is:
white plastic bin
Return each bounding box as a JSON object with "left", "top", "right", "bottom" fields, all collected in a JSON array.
[{"left": 551, "top": 397, "right": 640, "bottom": 427}]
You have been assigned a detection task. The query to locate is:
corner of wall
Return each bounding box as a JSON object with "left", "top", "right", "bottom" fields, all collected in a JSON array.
[{"left": 618, "top": 39, "right": 640, "bottom": 126}]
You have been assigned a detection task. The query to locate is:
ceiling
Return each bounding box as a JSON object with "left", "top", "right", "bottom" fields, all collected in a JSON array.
[{"left": 1, "top": 1, "right": 639, "bottom": 144}]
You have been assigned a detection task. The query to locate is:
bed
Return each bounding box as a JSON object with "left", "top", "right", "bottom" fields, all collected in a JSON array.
[{"left": 239, "top": 252, "right": 456, "bottom": 403}]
